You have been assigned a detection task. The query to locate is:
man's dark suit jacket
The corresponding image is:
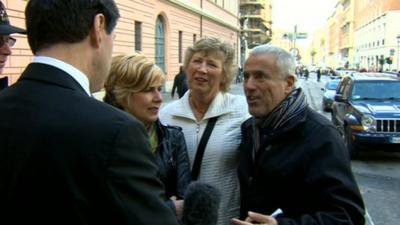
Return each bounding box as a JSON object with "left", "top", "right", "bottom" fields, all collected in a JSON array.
[{"left": 0, "top": 63, "right": 179, "bottom": 225}]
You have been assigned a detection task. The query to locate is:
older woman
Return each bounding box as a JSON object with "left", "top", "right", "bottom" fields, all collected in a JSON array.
[
  {"left": 103, "top": 53, "right": 191, "bottom": 219},
  {"left": 160, "top": 37, "right": 250, "bottom": 225}
]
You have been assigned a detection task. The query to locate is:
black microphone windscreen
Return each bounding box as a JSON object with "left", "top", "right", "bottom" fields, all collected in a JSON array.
[{"left": 182, "top": 182, "right": 221, "bottom": 225}]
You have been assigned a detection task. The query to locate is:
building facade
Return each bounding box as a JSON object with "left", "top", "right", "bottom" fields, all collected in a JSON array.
[
  {"left": 310, "top": 0, "right": 400, "bottom": 71},
  {"left": 239, "top": 0, "right": 272, "bottom": 49},
  {"left": 354, "top": 0, "right": 400, "bottom": 71},
  {"left": 2, "top": 0, "right": 240, "bottom": 90}
]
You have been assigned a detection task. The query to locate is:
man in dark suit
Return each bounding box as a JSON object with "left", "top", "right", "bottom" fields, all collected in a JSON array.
[{"left": 0, "top": 1, "right": 179, "bottom": 225}]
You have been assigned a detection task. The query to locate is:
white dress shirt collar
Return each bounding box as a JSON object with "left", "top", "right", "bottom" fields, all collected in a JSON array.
[{"left": 32, "top": 56, "right": 91, "bottom": 96}]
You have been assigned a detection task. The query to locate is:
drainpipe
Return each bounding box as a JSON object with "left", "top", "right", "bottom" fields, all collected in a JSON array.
[{"left": 200, "top": 0, "right": 203, "bottom": 37}]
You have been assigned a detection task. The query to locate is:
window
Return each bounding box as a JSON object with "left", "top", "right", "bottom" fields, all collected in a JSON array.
[
  {"left": 155, "top": 15, "right": 166, "bottom": 73},
  {"left": 178, "top": 31, "right": 183, "bottom": 63},
  {"left": 135, "top": 21, "right": 142, "bottom": 51}
]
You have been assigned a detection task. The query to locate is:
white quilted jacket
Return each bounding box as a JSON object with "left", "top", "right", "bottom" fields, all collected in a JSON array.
[{"left": 160, "top": 91, "right": 250, "bottom": 225}]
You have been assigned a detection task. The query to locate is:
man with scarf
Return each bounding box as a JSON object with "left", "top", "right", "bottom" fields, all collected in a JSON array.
[{"left": 232, "top": 45, "right": 365, "bottom": 225}]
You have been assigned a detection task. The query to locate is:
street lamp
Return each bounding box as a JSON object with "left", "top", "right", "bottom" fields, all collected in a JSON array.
[{"left": 397, "top": 34, "right": 400, "bottom": 71}]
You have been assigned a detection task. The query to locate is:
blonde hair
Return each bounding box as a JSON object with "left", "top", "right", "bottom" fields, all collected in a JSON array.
[
  {"left": 104, "top": 53, "right": 165, "bottom": 110},
  {"left": 183, "top": 37, "right": 236, "bottom": 92}
]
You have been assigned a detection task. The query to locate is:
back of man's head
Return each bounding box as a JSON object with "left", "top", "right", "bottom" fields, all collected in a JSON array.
[{"left": 25, "top": 0, "right": 120, "bottom": 54}]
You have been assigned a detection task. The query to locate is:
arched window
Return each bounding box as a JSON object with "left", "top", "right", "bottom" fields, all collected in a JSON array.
[{"left": 155, "top": 15, "right": 166, "bottom": 73}]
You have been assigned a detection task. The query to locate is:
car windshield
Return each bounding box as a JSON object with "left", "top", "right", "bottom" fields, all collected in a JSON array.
[
  {"left": 352, "top": 81, "right": 400, "bottom": 100},
  {"left": 325, "top": 80, "right": 340, "bottom": 90}
]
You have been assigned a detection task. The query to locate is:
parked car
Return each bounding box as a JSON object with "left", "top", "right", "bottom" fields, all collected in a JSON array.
[
  {"left": 331, "top": 73, "right": 400, "bottom": 157},
  {"left": 321, "top": 79, "right": 340, "bottom": 112}
]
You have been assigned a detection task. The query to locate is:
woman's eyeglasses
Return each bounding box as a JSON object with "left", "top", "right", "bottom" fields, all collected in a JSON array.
[{"left": 0, "top": 36, "right": 16, "bottom": 48}]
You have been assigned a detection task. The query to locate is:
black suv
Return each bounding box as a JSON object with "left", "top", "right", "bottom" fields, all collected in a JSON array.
[{"left": 331, "top": 73, "right": 400, "bottom": 157}]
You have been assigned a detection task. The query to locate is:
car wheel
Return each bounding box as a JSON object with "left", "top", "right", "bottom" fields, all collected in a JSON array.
[{"left": 344, "top": 126, "right": 359, "bottom": 159}]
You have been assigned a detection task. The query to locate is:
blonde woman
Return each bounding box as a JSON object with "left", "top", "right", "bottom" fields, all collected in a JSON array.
[
  {"left": 160, "top": 37, "right": 250, "bottom": 225},
  {"left": 104, "top": 53, "right": 191, "bottom": 219}
]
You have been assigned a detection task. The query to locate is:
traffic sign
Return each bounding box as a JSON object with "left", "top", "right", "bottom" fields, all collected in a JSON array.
[{"left": 296, "top": 32, "right": 308, "bottom": 39}]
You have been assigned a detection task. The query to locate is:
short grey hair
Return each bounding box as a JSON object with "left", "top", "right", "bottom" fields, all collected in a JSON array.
[{"left": 247, "top": 44, "right": 296, "bottom": 80}]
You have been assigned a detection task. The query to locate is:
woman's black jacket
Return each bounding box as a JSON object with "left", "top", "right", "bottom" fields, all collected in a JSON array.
[{"left": 154, "top": 120, "right": 191, "bottom": 212}]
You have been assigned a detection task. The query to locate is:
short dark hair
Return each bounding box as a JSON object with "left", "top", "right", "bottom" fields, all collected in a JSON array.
[{"left": 25, "top": 0, "right": 120, "bottom": 54}]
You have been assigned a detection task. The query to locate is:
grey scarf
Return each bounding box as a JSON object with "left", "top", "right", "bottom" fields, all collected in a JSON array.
[{"left": 253, "top": 88, "right": 308, "bottom": 152}]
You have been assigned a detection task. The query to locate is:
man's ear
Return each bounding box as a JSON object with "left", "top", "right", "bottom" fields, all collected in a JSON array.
[
  {"left": 90, "top": 14, "right": 106, "bottom": 48},
  {"left": 285, "top": 74, "right": 296, "bottom": 94}
]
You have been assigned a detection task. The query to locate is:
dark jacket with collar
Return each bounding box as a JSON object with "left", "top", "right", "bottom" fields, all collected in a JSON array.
[
  {"left": 0, "top": 63, "right": 179, "bottom": 225},
  {"left": 154, "top": 120, "right": 191, "bottom": 211},
  {"left": 171, "top": 71, "right": 188, "bottom": 98},
  {"left": 238, "top": 106, "right": 365, "bottom": 225}
]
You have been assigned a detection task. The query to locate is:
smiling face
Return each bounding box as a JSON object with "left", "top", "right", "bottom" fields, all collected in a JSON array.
[
  {"left": 186, "top": 51, "right": 224, "bottom": 99},
  {"left": 244, "top": 53, "right": 295, "bottom": 118},
  {"left": 126, "top": 84, "right": 163, "bottom": 127},
  {"left": 103, "top": 53, "right": 165, "bottom": 127}
]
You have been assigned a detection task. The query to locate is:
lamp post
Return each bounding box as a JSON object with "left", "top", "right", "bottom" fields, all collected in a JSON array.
[{"left": 397, "top": 34, "right": 400, "bottom": 71}]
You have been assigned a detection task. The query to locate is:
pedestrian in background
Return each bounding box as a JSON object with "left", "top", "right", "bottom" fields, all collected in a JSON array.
[
  {"left": 103, "top": 53, "right": 191, "bottom": 220},
  {"left": 0, "top": 1, "right": 179, "bottom": 225},
  {"left": 303, "top": 67, "right": 309, "bottom": 80},
  {"left": 171, "top": 65, "right": 188, "bottom": 98},
  {"left": 235, "top": 66, "right": 243, "bottom": 83},
  {"left": 0, "top": 1, "right": 26, "bottom": 89},
  {"left": 160, "top": 37, "right": 250, "bottom": 225},
  {"left": 316, "top": 68, "right": 321, "bottom": 82},
  {"left": 232, "top": 44, "right": 365, "bottom": 225}
]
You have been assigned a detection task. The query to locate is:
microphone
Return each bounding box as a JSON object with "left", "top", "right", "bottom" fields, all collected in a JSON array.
[{"left": 182, "top": 182, "right": 221, "bottom": 225}]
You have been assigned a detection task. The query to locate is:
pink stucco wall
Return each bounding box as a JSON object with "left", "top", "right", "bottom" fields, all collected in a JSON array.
[{"left": 2, "top": 0, "right": 239, "bottom": 89}]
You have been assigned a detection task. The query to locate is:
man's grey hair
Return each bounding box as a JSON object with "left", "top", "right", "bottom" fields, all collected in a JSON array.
[{"left": 247, "top": 44, "right": 296, "bottom": 80}]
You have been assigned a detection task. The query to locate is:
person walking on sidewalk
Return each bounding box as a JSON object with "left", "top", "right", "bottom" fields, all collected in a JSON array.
[
  {"left": 316, "top": 68, "right": 321, "bottom": 82},
  {"left": 171, "top": 65, "right": 188, "bottom": 98},
  {"left": 0, "top": 1, "right": 180, "bottom": 225}
]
